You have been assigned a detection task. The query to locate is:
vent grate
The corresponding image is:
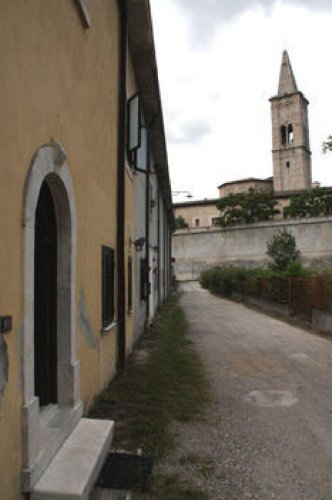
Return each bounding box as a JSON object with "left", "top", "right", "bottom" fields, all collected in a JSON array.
[{"left": 97, "top": 453, "right": 153, "bottom": 490}]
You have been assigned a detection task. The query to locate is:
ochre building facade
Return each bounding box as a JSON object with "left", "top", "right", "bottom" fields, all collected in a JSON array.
[{"left": 0, "top": 1, "right": 173, "bottom": 498}]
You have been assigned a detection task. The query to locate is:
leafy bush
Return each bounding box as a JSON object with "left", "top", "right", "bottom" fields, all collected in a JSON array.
[
  {"left": 199, "top": 266, "right": 245, "bottom": 297},
  {"left": 200, "top": 265, "right": 305, "bottom": 304},
  {"left": 286, "top": 260, "right": 311, "bottom": 276},
  {"left": 200, "top": 264, "right": 321, "bottom": 309}
]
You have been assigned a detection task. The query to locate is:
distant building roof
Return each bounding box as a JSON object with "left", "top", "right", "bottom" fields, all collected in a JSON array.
[
  {"left": 173, "top": 198, "right": 219, "bottom": 209},
  {"left": 217, "top": 177, "right": 273, "bottom": 189}
]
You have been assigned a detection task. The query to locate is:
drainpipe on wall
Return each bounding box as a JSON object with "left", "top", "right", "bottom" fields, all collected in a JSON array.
[
  {"left": 168, "top": 222, "right": 172, "bottom": 292},
  {"left": 116, "top": 0, "right": 127, "bottom": 370},
  {"left": 164, "top": 210, "right": 167, "bottom": 296},
  {"left": 157, "top": 186, "right": 161, "bottom": 308},
  {"left": 145, "top": 161, "right": 150, "bottom": 322}
]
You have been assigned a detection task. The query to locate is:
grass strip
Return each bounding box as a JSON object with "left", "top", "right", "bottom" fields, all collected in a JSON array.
[
  {"left": 89, "top": 293, "right": 210, "bottom": 497},
  {"left": 89, "top": 293, "right": 209, "bottom": 457}
]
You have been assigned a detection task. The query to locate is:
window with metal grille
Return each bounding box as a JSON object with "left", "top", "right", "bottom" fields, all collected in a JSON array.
[
  {"left": 102, "top": 246, "right": 115, "bottom": 328},
  {"left": 128, "top": 256, "right": 133, "bottom": 312}
]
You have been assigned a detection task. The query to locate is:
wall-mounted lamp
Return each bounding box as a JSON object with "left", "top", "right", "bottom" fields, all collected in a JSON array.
[{"left": 131, "top": 237, "right": 146, "bottom": 252}]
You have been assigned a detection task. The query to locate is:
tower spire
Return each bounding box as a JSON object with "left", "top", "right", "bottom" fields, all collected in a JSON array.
[
  {"left": 278, "top": 50, "right": 298, "bottom": 96},
  {"left": 270, "top": 50, "right": 311, "bottom": 192}
]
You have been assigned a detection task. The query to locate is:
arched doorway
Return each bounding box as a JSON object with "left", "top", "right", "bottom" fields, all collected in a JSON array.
[
  {"left": 34, "top": 180, "right": 57, "bottom": 406},
  {"left": 21, "top": 142, "right": 82, "bottom": 492}
]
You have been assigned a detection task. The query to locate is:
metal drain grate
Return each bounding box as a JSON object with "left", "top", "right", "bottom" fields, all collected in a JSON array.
[{"left": 96, "top": 453, "right": 153, "bottom": 490}]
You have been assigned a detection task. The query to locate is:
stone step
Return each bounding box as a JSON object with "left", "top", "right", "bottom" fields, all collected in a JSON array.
[{"left": 31, "top": 418, "right": 114, "bottom": 500}]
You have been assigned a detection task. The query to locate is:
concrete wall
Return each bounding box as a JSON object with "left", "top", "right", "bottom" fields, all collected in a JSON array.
[{"left": 173, "top": 216, "right": 332, "bottom": 281}]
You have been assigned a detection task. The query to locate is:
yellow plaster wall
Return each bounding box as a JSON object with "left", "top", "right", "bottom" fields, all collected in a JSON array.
[{"left": 0, "top": 1, "right": 121, "bottom": 496}]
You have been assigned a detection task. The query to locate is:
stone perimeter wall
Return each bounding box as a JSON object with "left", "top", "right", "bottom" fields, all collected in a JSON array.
[{"left": 172, "top": 216, "right": 332, "bottom": 281}]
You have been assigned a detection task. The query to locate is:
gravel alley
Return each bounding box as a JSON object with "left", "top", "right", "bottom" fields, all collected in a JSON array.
[{"left": 175, "top": 281, "right": 332, "bottom": 499}]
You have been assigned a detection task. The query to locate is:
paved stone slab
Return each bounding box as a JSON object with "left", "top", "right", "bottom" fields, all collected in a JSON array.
[{"left": 32, "top": 418, "right": 114, "bottom": 500}]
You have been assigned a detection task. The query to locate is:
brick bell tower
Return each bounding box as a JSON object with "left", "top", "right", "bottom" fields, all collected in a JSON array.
[{"left": 270, "top": 50, "right": 312, "bottom": 192}]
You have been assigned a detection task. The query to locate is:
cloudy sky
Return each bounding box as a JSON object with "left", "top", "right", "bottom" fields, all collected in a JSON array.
[{"left": 150, "top": 0, "right": 332, "bottom": 202}]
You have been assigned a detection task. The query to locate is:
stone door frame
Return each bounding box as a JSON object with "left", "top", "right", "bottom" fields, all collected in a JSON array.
[{"left": 21, "top": 141, "right": 81, "bottom": 491}]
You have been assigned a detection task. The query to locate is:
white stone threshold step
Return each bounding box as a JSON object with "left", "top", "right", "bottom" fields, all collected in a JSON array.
[{"left": 32, "top": 418, "right": 114, "bottom": 500}]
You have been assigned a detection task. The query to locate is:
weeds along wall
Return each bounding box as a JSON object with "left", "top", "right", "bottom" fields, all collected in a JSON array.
[{"left": 172, "top": 216, "right": 332, "bottom": 281}]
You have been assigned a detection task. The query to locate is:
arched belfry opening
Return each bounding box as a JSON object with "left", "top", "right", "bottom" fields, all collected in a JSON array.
[
  {"left": 21, "top": 142, "right": 82, "bottom": 492},
  {"left": 280, "top": 124, "right": 294, "bottom": 146},
  {"left": 287, "top": 124, "right": 294, "bottom": 143}
]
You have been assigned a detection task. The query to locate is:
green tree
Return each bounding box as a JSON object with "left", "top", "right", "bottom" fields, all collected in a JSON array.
[
  {"left": 323, "top": 135, "right": 332, "bottom": 153},
  {"left": 283, "top": 187, "right": 332, "bottom": 219},
  {"left": 216, "top": 189, "right": 279, "bottom": 227},
  {"left": 266, "top": 229, "right": 300, "bottom": 272},
  {"left": 174, "top": 215, "right": 188, "bottom": 229}
]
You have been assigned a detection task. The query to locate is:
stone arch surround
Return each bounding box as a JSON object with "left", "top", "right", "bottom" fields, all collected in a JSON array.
[{"left": 21, "top": 141, "right": 82, "bottom": 492}]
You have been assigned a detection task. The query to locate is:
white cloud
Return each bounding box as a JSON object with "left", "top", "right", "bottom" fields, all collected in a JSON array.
[{"left": 150, "top": 0, "right": 332, "bottom": 201}]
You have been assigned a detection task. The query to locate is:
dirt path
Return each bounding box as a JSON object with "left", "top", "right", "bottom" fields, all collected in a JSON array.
[{"left": 161, "top": 282, "right": 332, "bottom": 499}]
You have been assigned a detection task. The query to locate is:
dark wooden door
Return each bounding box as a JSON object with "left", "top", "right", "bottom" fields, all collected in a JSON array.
[{"left": 34, "top": 180, "right": 57, "bottom": 406}]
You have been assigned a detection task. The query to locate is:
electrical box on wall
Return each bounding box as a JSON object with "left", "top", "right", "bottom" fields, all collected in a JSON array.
[{"left": 0, "top": 316, "right": 12, "bottom": 334}]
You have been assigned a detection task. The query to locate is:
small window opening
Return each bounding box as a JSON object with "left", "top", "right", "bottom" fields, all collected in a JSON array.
[
  {"left": 288, "top": 124, "right": 294, "bottom": 143},
  {"left": 194, "top": 218, "right": 200, "bottom": 227},
  {"left": 286, "top": 161, "right": 290, "bottom": 169},
  {"left": 281, "top": 125, "right": 287, "bottom": 145}
]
